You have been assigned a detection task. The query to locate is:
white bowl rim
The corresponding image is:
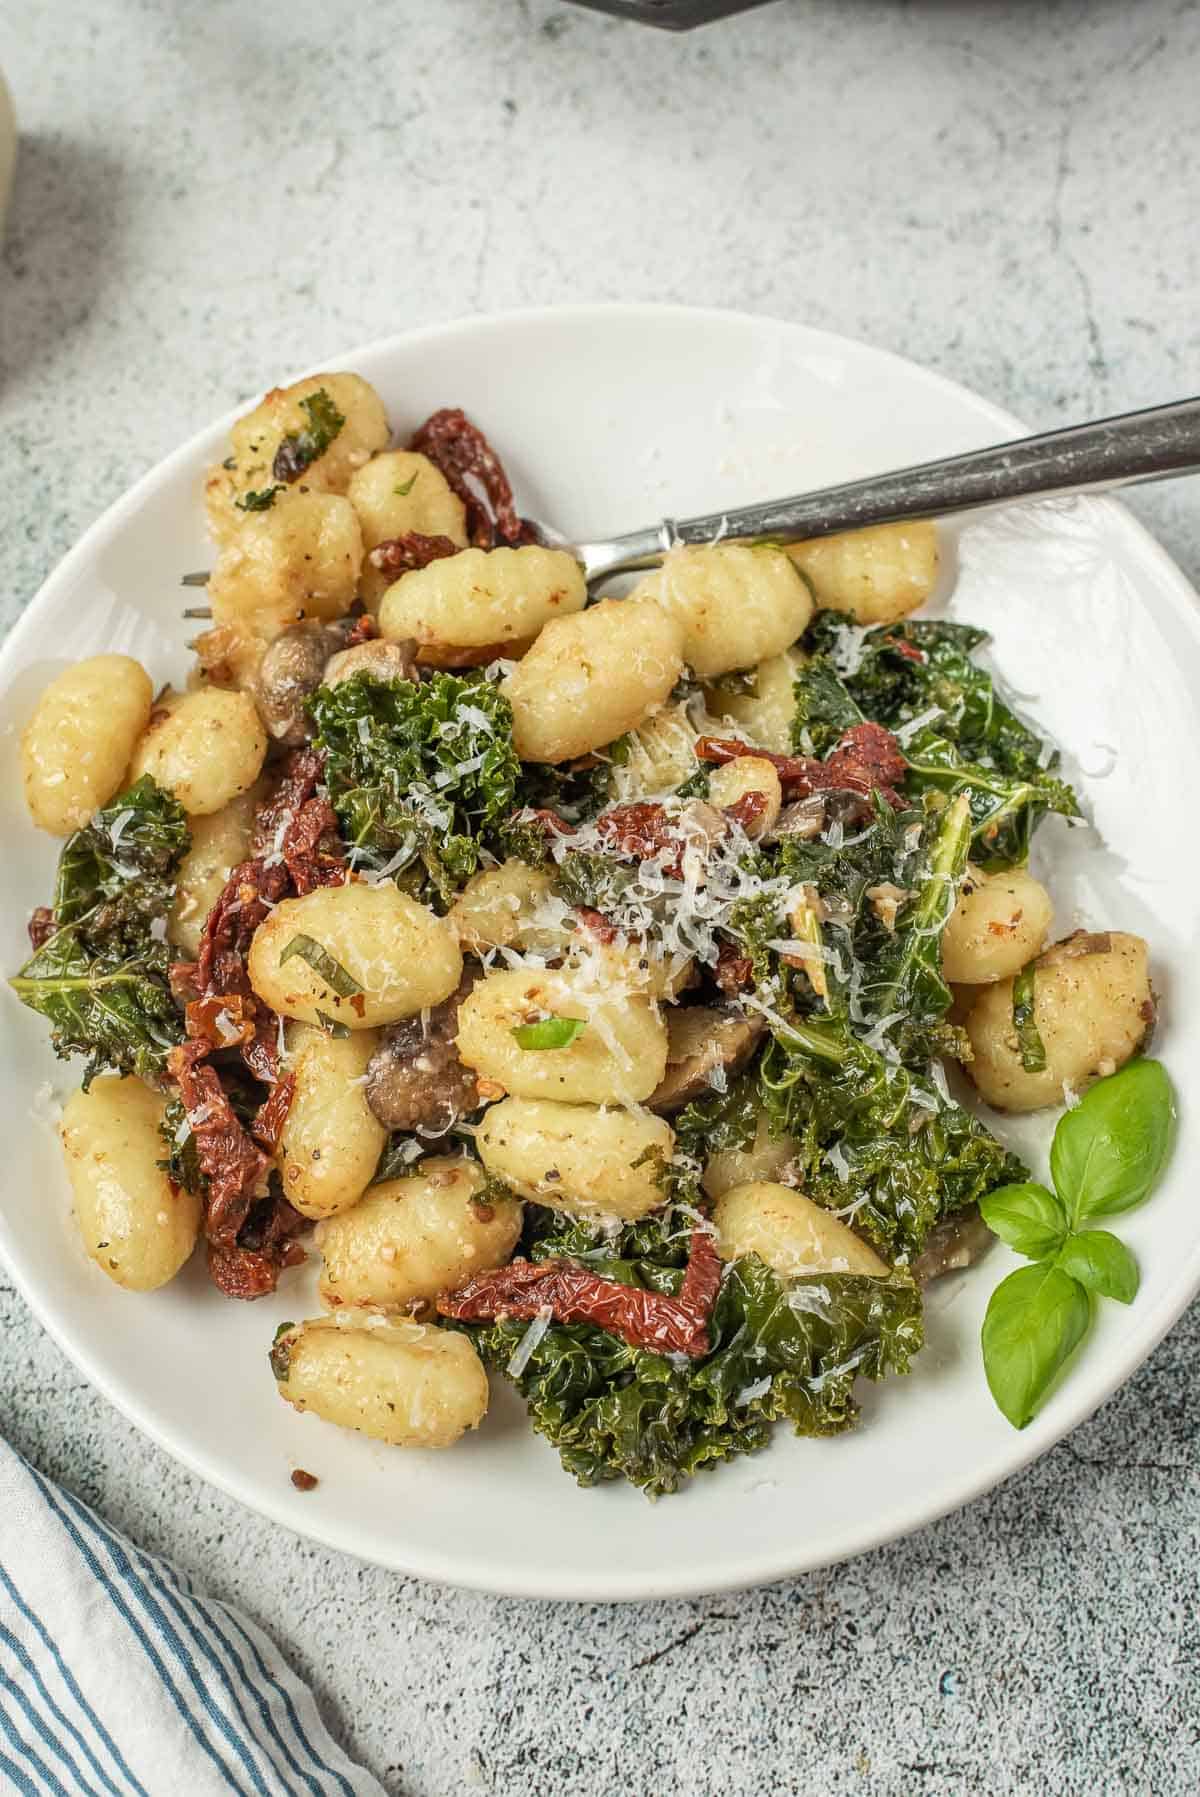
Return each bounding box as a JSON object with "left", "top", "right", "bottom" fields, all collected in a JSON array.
[{"left": 3, "top": 301, "right": 1199, "bottom": 1600}]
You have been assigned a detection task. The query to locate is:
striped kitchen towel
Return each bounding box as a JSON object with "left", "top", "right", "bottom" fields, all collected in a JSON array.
[{"left": 0, "top": 1437, "right": 384, "bottom": 1796}]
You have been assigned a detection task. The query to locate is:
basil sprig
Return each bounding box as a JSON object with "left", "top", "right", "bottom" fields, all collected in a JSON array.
[{"left": 980, "top": 1058, "right": 1174, "bottom": 1428}]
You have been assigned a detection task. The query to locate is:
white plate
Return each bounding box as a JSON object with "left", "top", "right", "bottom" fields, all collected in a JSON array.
[{"left": 2, "top": 306, "right": 1198, "bottom": 1600}]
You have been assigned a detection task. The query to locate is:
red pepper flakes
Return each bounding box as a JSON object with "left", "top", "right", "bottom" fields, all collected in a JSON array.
[
  {"left": 439, "top": 1224, "right": 724, "bottom": 1359},
  {"left": 714, "top": 939, "right": 754, "bottom": 996},
  {"left": 290, "top": 1469, "right": 319, "bottom": 1492},
  {"left": 573, "top": 905, "right": 619, "bottom": 945},
  {"left": 343, "top": 612, "right": 379, "bottom": 649},
  {"left": 885, "top": 634, "right": 927, "bottom": 665}
]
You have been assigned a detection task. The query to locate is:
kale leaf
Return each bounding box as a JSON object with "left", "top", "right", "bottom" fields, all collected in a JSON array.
[
  {"left": 797, "top": 616, "right": 1079, "bottom": 869},
  {"left": 309, "top": 671, "right": 520, "bottom": 905},
  {"left": 11, "top": 777, "right": 190, "bottom": 1087},
  {"left": 463, "top": 1205, "right": 923, "bottom": 1496},
  {"left": 758, "top": 1018, "right": 1025, "bottom": 1263}
]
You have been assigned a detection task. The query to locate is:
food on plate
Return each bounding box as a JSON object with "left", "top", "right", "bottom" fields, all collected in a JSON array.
[{"left": 9, "top": 373, "right": 1162, "bottom": 1492}]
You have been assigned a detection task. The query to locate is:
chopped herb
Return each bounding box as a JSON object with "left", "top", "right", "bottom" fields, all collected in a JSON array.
[
  {"left": 279, "top": 934, "right": 362, "bottom": 998},
  {"left": 1011, "top": 965, "right": 1047, "bottom": 1072},
  {"left": 273, "top": 389, "right": 346, "bottom": 483},
  {"left": 269, "top": 1323, "right": 297, "bottom": 1382},
  {"left": 512, "top": 1016, "right": 587, "bottom": 1051},
  {"left": 180, "top": 570, "right": 211, "bottom": 588},
  {"left": 315, "top": 1010, "right": 351, "bottom": 1039},
  {"left": 221, "top": 455, "right": 237, "bottom": 471},
  {"left": 394, "top": 472, "right": 419, "bottom": 497},
  {"left": 235, "top": 485, "right": 283, "bottom": 512}
]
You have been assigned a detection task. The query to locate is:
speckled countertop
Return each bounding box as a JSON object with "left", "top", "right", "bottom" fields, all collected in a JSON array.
[{"left": 2, "top": 2, "right": 1199, "bottom": 1791}]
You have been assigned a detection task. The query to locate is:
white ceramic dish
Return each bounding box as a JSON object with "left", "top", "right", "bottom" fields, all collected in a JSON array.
[{"left": 2, "top": 306, "right": 1197, "bottom": 1600}]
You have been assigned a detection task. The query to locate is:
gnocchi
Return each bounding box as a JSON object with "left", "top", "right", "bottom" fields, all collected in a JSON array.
[
  {"left": 206, "top": 373, "right": 389, "bottom": 542},
  {"left": 59, "top": 1078, "right": 202, "bottom": 1291},
  {"left": 22, "top": 654, "right": 152, "bottom": 835},
  {"left": 130, "top": 686, "right": 267, "bottom": 816},
  {"left": 456, "top": 966, "right": 669, "bottom": 1105},
  {"left": 503, "top": 597, "right": 684, "bottom": 762},
  {"left": 712, "top": 1180, "right": 889, "bottom": 1278},
  {"left": 965, "top": 931, "right": 1154, "bottom": 1112},
  {"left": 168, "top": 782, "right": 264, "bottom": 956},
  {"left": 248, "top": 883, "right": 462, "bottom": 1028},
  {"left": 274, "top": 1316, "right": 489, "bottom": 1448},
  {"left": 348, "top": 450, "right": 470, "bottom": 605},
  {"left": 318, "top": 1156, "right": 522, "bottom": 1312},
  {"left": 941, "top": 864, "right": 1054, "bottom": 985},
  {"left": 476, "top": 1097, "right": 674, "bottom": 1221},
  {"left": 706, "top": 755, "right": 782, "bottom": 839},
  {"left": 703, "top": 649, "right": 803, "bottom": 754},
  {"left": 787, "top": 520, "right": 939, "bottom": 625},
  {"left": 630, "top": 544, "right": 813, "bottom": 679},
  {"left": 207, "top": 489, "right": 364, "bottom": 647},
  {"left": 379, "top": 545, "right": 586, "bottom": 666},
  {"left": 702, "top": 1113, "right": 801, "bottom": 1200},
  {"left": 277, "top": 1025, "right": 388, "bottom": 1218}
]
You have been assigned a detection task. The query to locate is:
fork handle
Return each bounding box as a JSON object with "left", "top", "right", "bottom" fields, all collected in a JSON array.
[{"left": 578, "top": 396, "right": 1200, "bottom": 582}]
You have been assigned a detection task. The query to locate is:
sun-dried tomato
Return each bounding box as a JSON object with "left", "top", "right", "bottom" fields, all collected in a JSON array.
[
  {"left": 185, "top": 993, "right": 257, "bottom": 1051},
  {"left": 409, "top": 408, "right": 527, "bottom": 547},
  {"left": 168, "top": 1042, "right": 269, "bottom": 1248},
  {"left": 251, "top": 1072, "right": 296, "bottom": 1153},
  {"left": 27, "top": 906, "right": 55, "bottom": 950},
  {"left": 439, "top": 1224, "right": 723, "bottom": 1358},
  {"left": 714, "top": 939, "right": 754, "bottom": 995},
  {"left": 368, "top": 532, "right": 461, "bottom": 578},
  {"left": 696, "top": 724, "right": 905, "bottom": 808},
  {"left": 823, "top": 722, "right": 906, "bottom": 802},
  {"left": 594, "top": 802, "right": 686, "bottom": 875},
  {"left": 722, "top": 790, "right": 769, "bottom": 833},
  {"left": 573, "top": 905, "right": 618, "bottom": 945}
]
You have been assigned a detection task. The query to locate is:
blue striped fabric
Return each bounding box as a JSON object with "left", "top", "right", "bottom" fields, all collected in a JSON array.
[{"left": 0, "top": 1441, "right": 384, "bottom": 1797}]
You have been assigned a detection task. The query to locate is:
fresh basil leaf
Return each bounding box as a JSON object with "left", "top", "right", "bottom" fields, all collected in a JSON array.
[
  {"left": 981, "top": 1262, "right": 1091, "bottom": 1429},
  {"left": 1056, "top": 1231, "right": 1139, "bottom": 1304},
  {"left": 1050, "top": 1059, "right": 1174, "bottom": 1224},
  {"left": 394, "top": 472, "right": 419, "bottom": 497},
  {"left": 979, "top": 1182, "right": 1068, "bottom": 1261},
  {"left": 279, "top": 933, "right": 363, "bottom": 998},
  {"left": 1011, "top": 966, "right": 1047, "bottom": 1073},
  {"left": 512, "top": 1016, "right": 587, "bottom": 1051}
]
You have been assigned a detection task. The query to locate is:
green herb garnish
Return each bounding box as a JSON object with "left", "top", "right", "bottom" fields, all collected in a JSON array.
[
  {"left": 269, "top": 1323, "right": 297, "bottom": 1382},
  {"left": 279, "top": 934, "right": 362, "bottom": 999},
  {"left": 511, "top": 1016, "right": 586, "bottom": 1051},
  {"left": 394, "top": 471, "right": 419, "bottom": 497},
  {"left": 315, "top": 1010, "right": 351, "bottom": 1039},
  {"left": 980, "top": 1059, "right": 1174, "bottom": 1427},
  {"left": 273, "top": 389, "right": 346, "bottom": 483},
  {"left": 1011, "top": 965, "right": 1047, "bottom": 1072},
  {"left": 235, "top": 485, "right": 283, "bottom": 512}
]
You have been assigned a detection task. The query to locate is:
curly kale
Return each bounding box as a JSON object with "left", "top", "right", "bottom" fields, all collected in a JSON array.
[
  {"left": 757, "top": 1018, "right": 1025, "bottom": 1264},
  {"left": 463, "top": 1206, "right": 923, "bottom": 1496},
  {"left": 797, "top": 616, "right": 1080, "bottom": 868},
  {"left": 309, "top": 671, "right": 520, "bottom": 904},
  {"left": 11, "top": 777, "right": 190, "bottom": 1088}
]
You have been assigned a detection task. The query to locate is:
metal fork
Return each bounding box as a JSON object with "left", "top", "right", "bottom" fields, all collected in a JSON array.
[{"left": 533, "top": 397, "right": 1200, "bottom": 587}]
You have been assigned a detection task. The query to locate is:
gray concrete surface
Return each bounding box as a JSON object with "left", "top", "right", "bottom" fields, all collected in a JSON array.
[{"left": 2, "top": 1, "right": 1198, "bottom": 1791}]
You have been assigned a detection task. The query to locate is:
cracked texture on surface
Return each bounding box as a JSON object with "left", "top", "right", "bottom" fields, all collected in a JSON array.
[{"left": 1, "top": 1, "right": 1199, "bottom": 1791}]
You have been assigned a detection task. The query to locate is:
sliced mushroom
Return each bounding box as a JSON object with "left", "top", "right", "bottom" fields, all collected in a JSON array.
[
  {"left": 323, "top": 637, "right": 418, "bottom": 688},
  {"left": 647, "top": 1005, "right": 766, "bottom": 1114},
  {"left": 365, "top": 971, "right": 480, "bottom": 1134},
  {"left": 254, "top": 620, "right": 352, "bottom": 746},
  {"left": 911, "top": 1207, "right": 994, "bottom": 1284},
  {"left": 769, "top": 795, "right": 827, "bottom": 841}
]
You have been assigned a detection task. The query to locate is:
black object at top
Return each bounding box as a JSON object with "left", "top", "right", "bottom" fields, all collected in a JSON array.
[{"left": 566, "top": 0, "right": 776, "bottom": 27}]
